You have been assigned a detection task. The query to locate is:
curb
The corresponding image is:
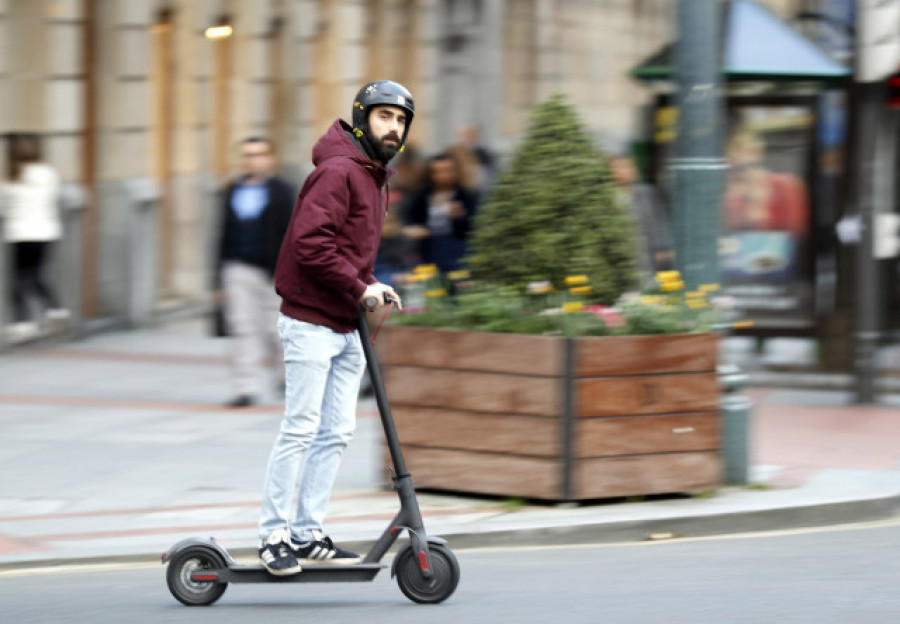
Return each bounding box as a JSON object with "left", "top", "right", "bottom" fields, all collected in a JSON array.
[
  {"left": 748, "top": 371, "right": 900, "bottom": 393},
  {"left": 436, "top": 493, "right": 900, "bottom": 550},
  {"left": 2, "top": 493, "right": 898, "bottom": 573}
]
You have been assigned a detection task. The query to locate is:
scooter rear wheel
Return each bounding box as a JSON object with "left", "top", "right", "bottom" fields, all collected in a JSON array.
[
  {"left": 394, "top": 543, "right": 460, "bottom": 604},
  {"left": 166, "top": 547, "right": 228, "bottom": 606}
]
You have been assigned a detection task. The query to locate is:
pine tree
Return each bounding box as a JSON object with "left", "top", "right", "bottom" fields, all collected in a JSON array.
[{"left": 466, "top": 94, "right": 639, "bottom": 304}]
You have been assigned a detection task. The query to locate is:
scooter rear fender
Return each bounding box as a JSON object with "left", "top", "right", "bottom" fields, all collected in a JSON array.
[{"left": 161, "top": 536, "right": 235, "bottom": 566}]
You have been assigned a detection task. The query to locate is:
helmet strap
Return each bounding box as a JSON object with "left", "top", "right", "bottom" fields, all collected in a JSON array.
[
  {"left": 351, "top": 127, "right": 378, "bottom": 161},
  {"left": 353, "top": 125, "right": 395, "bottom": 165}
]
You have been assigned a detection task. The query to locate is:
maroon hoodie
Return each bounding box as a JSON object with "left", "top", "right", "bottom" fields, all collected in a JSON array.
[{"left": 275, "top": 119, "right": 390, "bottom": 333}]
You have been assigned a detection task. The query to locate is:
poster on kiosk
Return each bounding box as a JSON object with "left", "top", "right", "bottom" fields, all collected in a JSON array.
[{"left": 654, "top": 99, "right": 817, "bottom": 330}]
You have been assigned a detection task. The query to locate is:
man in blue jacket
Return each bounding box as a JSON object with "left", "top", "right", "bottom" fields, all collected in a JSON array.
[{"left": 214, "top": 137, "right": 295, "bottom": 408}]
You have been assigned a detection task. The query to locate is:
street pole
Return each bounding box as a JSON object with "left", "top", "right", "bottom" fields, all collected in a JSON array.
[
  {"left": 670, "top": 0, "right": 727, "bottom": 291},
  {"left": 852, "top": 0, "right": 900, "bottom": 403},
  {"left": 672, "top": 0, "right": 743, "bottom": 487},
  {"left": 852, "top": 80, "right": 883, "bottom": 404}
]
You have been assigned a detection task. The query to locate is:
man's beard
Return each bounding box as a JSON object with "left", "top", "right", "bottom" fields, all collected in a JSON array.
[{"left": 369, "top": 130, "right": 402, "bottom": 163}]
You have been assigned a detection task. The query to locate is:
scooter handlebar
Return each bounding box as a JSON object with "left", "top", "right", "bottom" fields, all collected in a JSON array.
[{"left": 363, "top": 294, "right": 397, "bottom": 310}]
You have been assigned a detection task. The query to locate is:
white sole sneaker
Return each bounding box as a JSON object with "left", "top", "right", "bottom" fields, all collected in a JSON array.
[
  {"left": 259, "top": 531, "right": 302, "bottom": 575},
  {"left": 259, "top": 558, "right": 302, "bottom": 575}
]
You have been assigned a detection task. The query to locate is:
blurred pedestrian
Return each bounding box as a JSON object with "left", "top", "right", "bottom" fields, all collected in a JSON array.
[
  {"left": 610, "top": 154, "right": 674, "bottom": 276},
  {"left": 403, "top": 152, "right": 478, "bottom": 273},
  {"left": 362, "top": 144, "right": 423, "bottom": 398},
  {"left": 257, "top": 80, "right": 410, "bottom": 576},
  {"left": 374, "top": 142, "right": 423, "bottom": 284},
  {"left": 448, "top": 122, "right": 496, "bottom": 196},
  {"left": 2, "top": 134, "right": 66, "bottom": 338},
  {"left": 214, "top": 137, "right": 294, "bottom": 408}
]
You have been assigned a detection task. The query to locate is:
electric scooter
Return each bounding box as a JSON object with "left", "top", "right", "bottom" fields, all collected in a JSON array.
[{"left": 162, "top": 296, "right": 460, "bottom": 606}]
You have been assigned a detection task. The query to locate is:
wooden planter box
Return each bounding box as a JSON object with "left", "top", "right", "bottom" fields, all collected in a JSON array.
[{"left": 378, "top": 326, "right": 721, "bottom": 502}]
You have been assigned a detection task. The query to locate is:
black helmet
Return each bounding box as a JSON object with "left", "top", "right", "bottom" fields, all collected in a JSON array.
[{"left": 351, "top": 80, "right": 415, "bottom": 147}]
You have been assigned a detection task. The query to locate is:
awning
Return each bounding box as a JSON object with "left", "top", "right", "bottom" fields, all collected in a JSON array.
[{"left": 631, "top": 0, "right": 851, "bottom": 84}]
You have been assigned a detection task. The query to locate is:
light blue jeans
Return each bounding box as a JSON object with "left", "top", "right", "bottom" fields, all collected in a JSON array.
[{"left": 258, "top": 314, "right": 365, "bottom": 542}]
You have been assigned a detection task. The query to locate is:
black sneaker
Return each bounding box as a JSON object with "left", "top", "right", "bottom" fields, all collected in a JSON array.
[
  {"left": 291, "top": 530, "right": 362, "bottom": 565},
  {"left": 259, "top": 529, "right": 302, "bottom": 576}
]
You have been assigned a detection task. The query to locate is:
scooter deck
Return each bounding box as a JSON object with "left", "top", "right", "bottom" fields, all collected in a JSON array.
[{"left": 192, "top": 563, "right": 386, "bottom": 584}]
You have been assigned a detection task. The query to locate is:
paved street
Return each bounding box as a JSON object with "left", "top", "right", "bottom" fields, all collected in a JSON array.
[
  {"left": 2, "top": 519, "right": 900, "bottom": 623},
  {"left": 1, "top": 315, "right": 900, "bottom": 569}
]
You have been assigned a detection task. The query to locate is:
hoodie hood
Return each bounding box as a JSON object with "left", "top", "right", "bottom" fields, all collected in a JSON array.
[
  {"left": 276, "top": 119, "right": 393, "bottom": 332},
  {"left": 312, "top": 119, "right": 392, "bottom": 186}
]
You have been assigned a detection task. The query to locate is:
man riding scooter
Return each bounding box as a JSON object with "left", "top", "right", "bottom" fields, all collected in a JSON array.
[{"left": 257, "top": 81, "right": 412, "bottom": 575}]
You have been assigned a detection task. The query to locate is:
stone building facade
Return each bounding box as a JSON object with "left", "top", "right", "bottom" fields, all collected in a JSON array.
[{"left": 0, "top": 0, "right": 797, "bottom": 322}]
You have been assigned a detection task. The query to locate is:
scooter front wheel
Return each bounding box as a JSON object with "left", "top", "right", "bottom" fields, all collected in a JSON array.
[
  {"left": 166, "top": 546, "right": 228, "bottom": 606},
  {"left": 394, "top": 543, "right": 460, "bottom": 604}
]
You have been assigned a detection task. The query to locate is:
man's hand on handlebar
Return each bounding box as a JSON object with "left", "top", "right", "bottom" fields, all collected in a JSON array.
[{"left": 361, "top": 283, "right": 403, "bottom": 311}]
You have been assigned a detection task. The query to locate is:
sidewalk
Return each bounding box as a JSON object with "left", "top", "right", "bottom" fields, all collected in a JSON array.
[{"left": 1, "top": 318, "right": 899, "bottom": 569}]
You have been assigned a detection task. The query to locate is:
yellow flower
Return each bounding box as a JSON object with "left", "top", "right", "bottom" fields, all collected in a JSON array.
[
  {"left": 447, "top": 270, "right": 470, "bottom": 281},
  {"left": 414, "top": 264, "right": 438, "bottom": 275},
  {"left": 656, "top": 270, "right": 682, "bottom": 283},
  {"left": 569, "top": 286, "right": 592, "bottom": 295},
  {"left": 640, "top": 296, "right": 664, "bottom": 304},
  {"left": 660, "top": 280, "right": 684, "bottom": 292},
  {"left": 699, "top": 283, "right": 720, "bottom": 292},
  {"left": 685, "top": 299, "right": 708, "bottom": 309},
  {"left": 685, "top": 291, "right": 706, "bottom": 299},
  {"left": 527, "top": 281, "right": 555, "bottom": 294},
  {"left": 406, "top": 273, "right": 430, "bottom": 283},
  {"left": 564, "top": 275, "right": 589, "bottom": 286},
  {"left": 425, "top": 289, "right": 447, "bottom": 298},
  {"left": 562, "top": 301, "right": 584, "bottom": 313}
]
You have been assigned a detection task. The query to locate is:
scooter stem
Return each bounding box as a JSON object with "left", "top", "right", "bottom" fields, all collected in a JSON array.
[
  {"left": 357, "top": 302, "right": 408, "bottom": 477},
  {"left": 357, "top": 303, "right": 434, "bottom": 579}
]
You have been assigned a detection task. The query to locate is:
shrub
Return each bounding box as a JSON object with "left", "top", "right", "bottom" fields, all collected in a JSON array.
[
  {"left": 392, "top": 96, "right": 737, "bottom": 336},
  {"left": 466, "top": 93, "right": 639, "bottom": 304}
]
